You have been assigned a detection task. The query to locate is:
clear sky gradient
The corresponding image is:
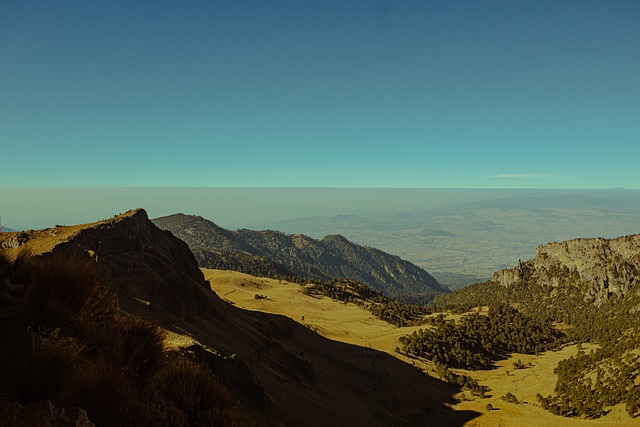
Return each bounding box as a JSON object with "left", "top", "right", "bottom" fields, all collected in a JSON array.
[{"left": 1, "top": 1, "right": 639, "bottom": 189}]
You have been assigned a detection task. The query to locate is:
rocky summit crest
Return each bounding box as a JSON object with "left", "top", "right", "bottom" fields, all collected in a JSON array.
[
  {"left": 0, "top": 209, "right": 212, "bottom": 320},
  {"left": 492, "top": 234, "right": 640, "bottom": 307}
]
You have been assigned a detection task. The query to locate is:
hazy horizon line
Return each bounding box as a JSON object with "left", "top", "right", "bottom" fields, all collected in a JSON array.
[{"left": 1, "top": 186, "right": 637, "bottom": 191}]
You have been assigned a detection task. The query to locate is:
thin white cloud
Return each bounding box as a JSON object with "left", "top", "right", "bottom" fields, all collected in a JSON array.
[{"left": 491, "top": 173, "right": 553, "bottom": 179}]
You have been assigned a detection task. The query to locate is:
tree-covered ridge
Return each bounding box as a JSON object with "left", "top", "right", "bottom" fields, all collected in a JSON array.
[
  {"left": 398, "top": 304, "right": 565, "bottom": 369},
  {"left": 153, "top": 213, "right": 447, "bottom": 300},
  {"left": 193, "top": 248, "right": 293, "bottom": 279},
  {"left": 300, "top": 278, "right": 429, "bottom": 327},
  {"left": 427, "top": 234, "right": 640, "bottom": 418}
]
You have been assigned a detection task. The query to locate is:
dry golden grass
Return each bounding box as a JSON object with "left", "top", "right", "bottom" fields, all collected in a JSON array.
[
  {"left": 204, "top": 268, "right": 638, "bottom": 427},
  {"left": 203, "top": 269, "right": 415, "bottom": 351},
  {"left": 163, "top": 328, "right": 199, "bottom": 350},
  {"left": 453, "top": 345, "right": 633, "bottom": 427},
  {"left": 0, "top": 210, "right": 142, "bottom": 259}
]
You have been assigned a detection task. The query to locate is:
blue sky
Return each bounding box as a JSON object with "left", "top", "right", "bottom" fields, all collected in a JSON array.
[{"left": 1, "top": 0, "right": 639, "bottom": 189}]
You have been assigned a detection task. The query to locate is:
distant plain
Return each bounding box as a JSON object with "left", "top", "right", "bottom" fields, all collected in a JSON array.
[
  {"left": 2, "top": 187, "right": 639, "bottom": 289},
  {"left": 259, "top": 190, "right": 640, "bottom": 288}
]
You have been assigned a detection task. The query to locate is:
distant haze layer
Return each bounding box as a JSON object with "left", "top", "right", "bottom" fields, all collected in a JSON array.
[
  {"left": 3, "top": 187, "right": 640, "bottom": 289},
  {"left": 3, "top": 187, "right": 638, "bottom": 231}
]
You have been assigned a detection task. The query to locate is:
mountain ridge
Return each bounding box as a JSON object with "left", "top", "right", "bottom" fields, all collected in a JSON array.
[
  {"left": 429, "top": 232, "right": 640, "bottom": 418},
  {"left": 0, "top": 208, "right": 213, "bottom": 320},
  {"left": 492, "top": 234, "right": 640, "bottom": 307},
  {"left": 153, "top": 213, "right": 448, "bottom": 299},
  {"left": 0, "top": 208, "right": 474, "bottom": 426}
]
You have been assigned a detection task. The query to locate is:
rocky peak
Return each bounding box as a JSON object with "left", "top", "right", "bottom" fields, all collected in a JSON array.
[
  {"left": 0, "top": 209, "right": 213, "bottom": 320},
  {"left": 492, "top": 234, "right": 640, "bottom": 307},
  {"left": 321, "top": 234, "right": 351, "bottom": 245}
]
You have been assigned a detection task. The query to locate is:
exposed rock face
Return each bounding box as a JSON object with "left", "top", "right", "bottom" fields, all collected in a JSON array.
[
  {"left": 492, "top": 234, "right": 640, "bottom": 307},
  {"left": 0, "top": 232, "right": 30, "bottom": 249},
  {"left": 153, "top": 213, "right": 448, "bottom": 298},
  {"left": 0, "top": 209, "right": 213, "bottom": 320}
]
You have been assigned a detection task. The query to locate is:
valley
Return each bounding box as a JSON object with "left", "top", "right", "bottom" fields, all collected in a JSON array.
[
  {"left": 205, "top": 269, "right": 635, "bottom": 426},
  {"left": 1, "top": 208, "right": 638, "bottom": 426},
  {"left": 0, "top": 210, "right": 471, "bottom": 426}
]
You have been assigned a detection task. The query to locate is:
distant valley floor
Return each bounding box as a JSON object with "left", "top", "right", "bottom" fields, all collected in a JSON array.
[{"left": 262, "top": 206, "right": 640, "bottom": 289}]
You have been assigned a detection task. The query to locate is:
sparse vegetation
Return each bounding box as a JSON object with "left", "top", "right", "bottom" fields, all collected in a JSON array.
[
  {"left": 428, "top": 236, "right": 640, "bottom": 418},
  {"left": 501, "top": 392, "right": 519, "bottom": 404},
  {"left": 301, "top": 278, "right": 430, "bottom": 327},
  {"left": 0, "top": 249, "right": 246, "bottom": 426},
  {"left": 513, "top": 359, "right": 529, "bottom": 370},
  {"left": 432, "top": 363, "right": 485, "bottom": 397},
  {"left": 542, "top": 333, "right": 640, "bottom": 419}
]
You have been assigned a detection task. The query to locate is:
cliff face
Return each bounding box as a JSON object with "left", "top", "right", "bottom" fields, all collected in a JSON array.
[
  {"left": 153, "top": 213, "right": 447, "bottom": 298},
  {"left": 492, "top": 234, "right": 640, "bottom": 307},
  {"left": 0, "top": 209, "right": 212, "bottom": 320}
]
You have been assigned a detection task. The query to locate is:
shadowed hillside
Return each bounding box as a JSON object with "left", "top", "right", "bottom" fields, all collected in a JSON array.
[
  {"left": 0, "top": 209, "right": 477, "bottom": 426},
  {"left": 153, "top": 213, "right": 447, "bottom": 301}
]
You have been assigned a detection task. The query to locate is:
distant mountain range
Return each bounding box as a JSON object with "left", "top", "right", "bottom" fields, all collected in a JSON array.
[
  {"left": 153, "top": 213, "right": 448, "bottom": 299},
  {"left": 427, "top": 193, "right": 640, "bottom": 213}
]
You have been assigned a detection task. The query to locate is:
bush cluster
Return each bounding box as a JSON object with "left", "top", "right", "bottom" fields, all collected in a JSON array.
[{"left": 301, "top": 278, "right": 429, "bottom": 327}]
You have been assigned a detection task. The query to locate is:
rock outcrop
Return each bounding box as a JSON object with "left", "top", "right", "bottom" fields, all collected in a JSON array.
[
  {"left": 492, "top": 234, "right": 640, "bottom": 307},
  {"left": 0, "top": 209, "right": 213, "bottom": 320}
]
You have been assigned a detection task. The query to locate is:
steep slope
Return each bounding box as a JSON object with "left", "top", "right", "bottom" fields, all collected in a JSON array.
[
  {"left": 492, "top": 235, "right": 640, "bottom": 307},
  {"left": 429, "top": 234, "right": 640, "bottom": 419},
  {"left": 433, "top": 234, "right": 640, "bottom": 343},
  {"left": 153, "top": 213, "right": 447, "bottom": 299},
  {"left": 1, "top": 209, "right": 211, "bottom": 321},
  {"left": 0, "top": 209, "right": 475, "bottom": 426},
  {"left": 206, "top": 269, "right": 638, "bottom": 426}
]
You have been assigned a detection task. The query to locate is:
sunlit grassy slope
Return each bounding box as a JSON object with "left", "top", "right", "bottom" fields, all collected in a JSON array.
[{"left": 204, "top": 268, "right": 636, "bottom": 427}]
